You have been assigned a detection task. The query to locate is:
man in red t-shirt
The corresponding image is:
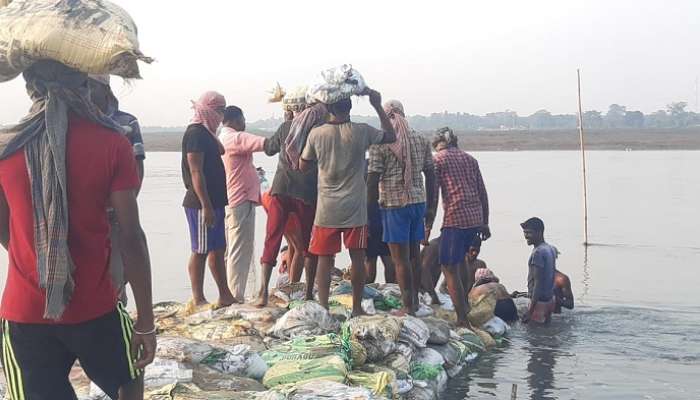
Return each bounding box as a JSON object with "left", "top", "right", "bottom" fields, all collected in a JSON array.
[{"left": 0, "top": 62, "right": 155, "bottom": 400}]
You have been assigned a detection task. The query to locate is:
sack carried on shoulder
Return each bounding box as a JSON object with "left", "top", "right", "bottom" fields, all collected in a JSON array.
[{"left": 0, "top": 0, "right": 151, "bottom": 82}]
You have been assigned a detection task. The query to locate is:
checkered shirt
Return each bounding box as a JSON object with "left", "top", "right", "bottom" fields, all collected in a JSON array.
[
  {"left": 368, "top": 132, "right": 433, "bottom": 208},
  {"left": 431, "top": 147, "right": 489, "bottom": 229}
]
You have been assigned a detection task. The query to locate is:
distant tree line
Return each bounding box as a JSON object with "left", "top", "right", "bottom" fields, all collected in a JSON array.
[{"left": 246, "top": 102, "right": 700, "bottom": 132}]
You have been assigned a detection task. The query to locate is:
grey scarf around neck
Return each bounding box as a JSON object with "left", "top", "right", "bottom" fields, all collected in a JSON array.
[{"left": 0, "top": 60, "right": 123, "bottom": 320}]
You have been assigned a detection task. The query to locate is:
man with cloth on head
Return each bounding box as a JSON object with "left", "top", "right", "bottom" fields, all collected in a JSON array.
[
  {"left": 181, "top": 91, "right": 236, "bottom": 308},
  {"left": 0, "top": 60, "right": 155, "bottom": 400},
  {"left": 88, "top": 74, "right": 147, "bottom": 305},
  {"left": 256, "top": 88, "right": 320, "bottom": 307},
  {"left": 300, "top": 89, "right": 396, "bottom": 316},
  {"left": 427, "top": 126, "right": 491, "bottom": 327},
  {"left": 367, "top": 99, "right": 436, "bottom": 315}
]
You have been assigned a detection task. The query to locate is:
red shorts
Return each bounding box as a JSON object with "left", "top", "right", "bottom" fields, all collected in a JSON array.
[
  {"left": 309, "top": 225, "right": 368, "bottom": 256},
  {"left": 260, "top": 192, "right": 315, "bottom": 266}
]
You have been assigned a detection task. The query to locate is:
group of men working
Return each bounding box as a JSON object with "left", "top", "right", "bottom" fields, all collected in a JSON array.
[
  {"left": 0, "top": 60, "right": 573, "bottom": 399},
  {"left": 180, "top": 87, "right": 574, "bottom": 328}
]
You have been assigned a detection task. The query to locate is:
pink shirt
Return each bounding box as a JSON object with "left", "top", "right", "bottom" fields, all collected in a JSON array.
[{"left": 220, "top": 127, "right": 266, "bottom": 208}]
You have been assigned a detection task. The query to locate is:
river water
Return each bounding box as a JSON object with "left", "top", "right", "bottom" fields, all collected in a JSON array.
[{"left": 2, "top": 150, "right": 699, "bottom": 399}]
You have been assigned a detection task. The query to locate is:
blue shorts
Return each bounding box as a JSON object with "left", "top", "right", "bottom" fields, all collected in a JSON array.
[
  {"left": 439, "top": 227, "right": 479, "bottom": 265},
  {"left": 380, "top": 203, "right": 426, "bottom": 244},
  {"left": 367, "top": 204, "right": 389, "bottom": 258},
  {"left": 185, "top": 207, "right": 226, "bottom": 254}
]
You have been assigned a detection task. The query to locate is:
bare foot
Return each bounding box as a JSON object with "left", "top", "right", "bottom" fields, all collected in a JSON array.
[
  {"left": 254, "top": 293, "right": 268, "bottom": 308},
  {"left": 193, "top": 298, "right": 209, "bottom": 307},
  {"left": 351, "top": 308, "right": 367, "bottom": 318},
  {"left": 390, "top": 308, "right": 412, "bottom": 317},
  {"left": 216, "top": 295, "right": 239, "bottom": 309}
]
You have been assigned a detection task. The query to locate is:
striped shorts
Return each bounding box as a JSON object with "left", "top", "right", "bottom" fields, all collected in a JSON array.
[
  {"left": 1, "top": 304, "right": 139, "bottom": 400},
  {"left": 185, "top": 207, "right": 226, "bottom": 254}
]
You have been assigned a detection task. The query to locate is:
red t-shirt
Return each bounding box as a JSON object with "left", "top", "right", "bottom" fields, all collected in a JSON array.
[{"left": 0, "top": 116, "right": 140, "bottom": 324}]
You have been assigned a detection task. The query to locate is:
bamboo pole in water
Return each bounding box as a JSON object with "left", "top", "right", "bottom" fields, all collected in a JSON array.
[
  {"left": 511, "top": 384, "right": 518, "bottom": 399},
  {"left": 577, "top": 69, "right": 590, "bottom": 246}
]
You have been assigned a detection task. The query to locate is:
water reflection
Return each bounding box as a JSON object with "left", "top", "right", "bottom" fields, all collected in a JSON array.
[
  {"left": 580, "top": 245, "right": 590, "bottom": 301},
  {"left": 524, "top": 318, "right": 574, "bottom": 400},
  {"left": 525, "top": 328, "right": 558, "bottom": 400}
]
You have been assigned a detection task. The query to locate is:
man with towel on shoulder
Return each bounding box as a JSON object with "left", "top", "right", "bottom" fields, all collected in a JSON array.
[
  {"left": 367, "top": 99, "right": 436, "bottom": 315},
  {"left": 0, "top": 60, "right": 155, "bottom": 399}
]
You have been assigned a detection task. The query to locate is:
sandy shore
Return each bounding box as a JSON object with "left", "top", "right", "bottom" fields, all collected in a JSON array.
[{"left": 144, "top": 128, "right": 700, "bottom": 152}]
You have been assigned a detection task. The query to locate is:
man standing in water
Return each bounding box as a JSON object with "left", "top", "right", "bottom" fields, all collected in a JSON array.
[
  {"left": 0, "top": 61, "right": 155, "bottom": 399},
  {"left": 181, "top": 91, "right": 236, "bottom": 308},
  {"left": 300, "top": 89, "right": 396, "bottom": 316},
  {"left": 368, "top": 99, "right": 436, "bottom": 315},
  {"left": 219, "top": 106, "right": 268, "bottom": 303},
  {"left": 521, "top": 217, "right": 557, "bottom": 324},
  {"left": 428, "top": 127, "right": 491, "bottom": 327},
  {"left": 256, "top": 93, "right": 319, "bottom": 307}
]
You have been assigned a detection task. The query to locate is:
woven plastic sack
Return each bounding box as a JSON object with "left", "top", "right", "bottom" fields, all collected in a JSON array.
[
  {"left": 344, "top": 315, "right": 402, "bottom": 362},
  {"left": 467, "top": 291, "right": 497, "bottom": 327},
  {"left": 454, "top": 328, "right": 486, "bottom": 353},
  {"left": 200, "top": 344, "right": 268, "bottom": 380},
  {"left": 261, "top": 333, "right": 349, "bottom": 367},
  {"left": 155, "top": 337, "right": 214, "bottom": 364},
  {"left": 421, "top": 317, "right": 450, "bottom": 345},
  {"left": 482, "top": 316, "right": 509, "bottom": 337},
  {"left": 143, "top": 358, "right": 193, "bottom": 389},
  {"left": 428, "top": 340, "right": 470, "bottom": 370},
  {"left": 412, "top": 347, "right": 445, "bottom": 368},
  {"left": 0, "top": 0, "right": 152, "bottom": 82},
  {"left": 262, "top": 355, "right": 348, "bottom": 389},
  {"left": 383, "top": 352, "right": 411, "bottom": 378},
  {"left": 307, "top": 64, "right": 366, "bottom": 104},
  {"left": 349, "top": 338, "right": 368, "bottom": 368},
  {"left": 269, "top": 301, "right": 339, "bottom": 339},
  {"left": 191, "top": 365, "right": 266, "bottom": 392},
  {"left": 348, "top": 367, "right": 396, "bottom": 398},
  {"left": 278, "top": 380, "right": 378, "bottom": 400},
  {"left": 399, "top": 316, "right": 430, "bottom": 348},
  {"left": 145, "top": 383, "right": 281, "bottom": 400}
]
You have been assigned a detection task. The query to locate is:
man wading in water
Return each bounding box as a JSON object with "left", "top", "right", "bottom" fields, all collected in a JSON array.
[
  {"left": 367, "top": 99, "right": 436, "bottom": 315},
  {"left": 0, "top": 61, "right": 155, "bottom": 399},
  {"left": 521, "top": 217, "right": 557, "bottom": 324},
  {"left": 300, "top": 89, "right": 396, "bottom": 316}
]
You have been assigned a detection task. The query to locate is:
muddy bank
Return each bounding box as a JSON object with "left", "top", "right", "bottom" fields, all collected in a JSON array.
[{"left": 143, "top": 128, "right": 700, "bottom": 152}]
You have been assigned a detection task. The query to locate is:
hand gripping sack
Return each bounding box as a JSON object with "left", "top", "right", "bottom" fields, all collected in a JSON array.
[{"left": 0, "top": 0, "right": 152, "bottom": 82}]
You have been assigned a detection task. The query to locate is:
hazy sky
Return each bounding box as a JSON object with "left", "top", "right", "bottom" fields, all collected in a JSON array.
[{"left": 1, "top": 0, "right": 699, "bottom": 126}]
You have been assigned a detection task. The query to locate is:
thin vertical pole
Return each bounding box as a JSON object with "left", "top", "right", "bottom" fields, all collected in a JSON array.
[{"left": 577, "top": 69, "right": 589, "bottom": 246}]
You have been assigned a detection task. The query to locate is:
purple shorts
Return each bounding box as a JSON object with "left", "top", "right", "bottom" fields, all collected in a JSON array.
[{"left": 185, "top": 207, "right": 226, "bottom": 254}]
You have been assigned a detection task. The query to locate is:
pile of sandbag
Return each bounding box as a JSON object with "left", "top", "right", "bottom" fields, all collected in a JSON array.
[
  {"left": 0, "top": 0, "right": 152, "bottom": 82},
  {"left": 76, "top": 276, "right": 515, "bottom": 400}
]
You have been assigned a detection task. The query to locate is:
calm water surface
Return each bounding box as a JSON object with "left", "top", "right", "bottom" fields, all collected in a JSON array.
[{"left": 1, "top": 150, "right": 698, "bottom": 399}]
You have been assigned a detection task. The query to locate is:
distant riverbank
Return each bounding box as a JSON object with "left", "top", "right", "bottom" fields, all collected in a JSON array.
[{"left": 144, "top": 128, "right": 700, "bottom": 151}]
